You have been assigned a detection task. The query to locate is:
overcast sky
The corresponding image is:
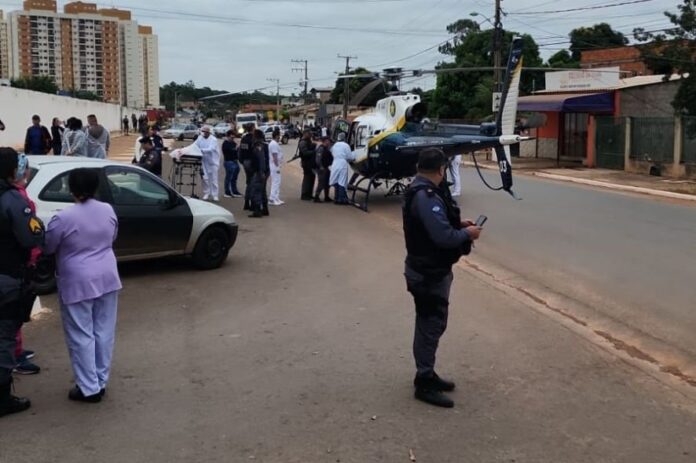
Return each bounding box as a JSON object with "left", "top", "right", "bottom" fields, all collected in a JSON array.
[{"left": 0, "top": 0, "right": 680, "bottom": 95}]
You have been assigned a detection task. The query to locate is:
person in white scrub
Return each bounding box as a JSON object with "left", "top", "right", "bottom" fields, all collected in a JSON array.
[
  {"left": 194, "top": 126, "right": 221, "bottom": 201},
  {"left": 268, "top": 129, "right": 284, "bottom": 205},
  {"left": 328, "top": 132, "right": 355, "bottom": 205},
  {"left": 449, "top": 154, "right": 462, "bottom": 197}
]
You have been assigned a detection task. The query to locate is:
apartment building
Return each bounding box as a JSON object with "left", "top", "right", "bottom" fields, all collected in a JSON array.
[
  {"left": 7, "top": 0, "right": 159, "bottom": 107},
  {"left": 0, "top": 10, "right": 10, "bottom": 80},
  {"left": 140, "top": 25, "right": 159, "bottom": 107}
]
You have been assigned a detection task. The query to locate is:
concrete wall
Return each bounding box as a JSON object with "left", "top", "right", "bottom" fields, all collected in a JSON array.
[
  {"left": 619, "top": 81, "right": 679, "bottom": 118},
  {"left": 0, "top": 85, "right": 135, "bottom": 149}
]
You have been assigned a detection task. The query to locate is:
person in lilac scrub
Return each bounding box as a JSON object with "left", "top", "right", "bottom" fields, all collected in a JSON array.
[{"left": 44, "top": 168, "right": 121, "bottom": 403}]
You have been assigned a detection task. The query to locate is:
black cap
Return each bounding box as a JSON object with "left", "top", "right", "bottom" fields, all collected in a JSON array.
[
  {"left": 417, "top": 148, "right": 448, "bottom": 172},
  {"left": 139, "top": 136, "right": 153, "bottom": 145}
]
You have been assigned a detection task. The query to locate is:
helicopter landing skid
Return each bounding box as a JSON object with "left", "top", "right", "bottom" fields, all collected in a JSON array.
[
  {"left": 384, "top": 179, "right": 410, "bottom": 198},
  {"left": 348, "top": 173, "right": 383, "bottom": 212}
]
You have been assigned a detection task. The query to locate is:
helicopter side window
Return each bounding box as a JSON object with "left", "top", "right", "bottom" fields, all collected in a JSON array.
[{"left": 356, "top": 126, "right": 368, "bottom": 149}]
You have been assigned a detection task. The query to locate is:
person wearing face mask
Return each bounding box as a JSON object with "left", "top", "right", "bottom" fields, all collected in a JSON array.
[
  {"left": 402, "top": 148, "right": 482, "bottom": 409},
  {"left": 194, "top": 126, "right": 221, "bottom": 202}
]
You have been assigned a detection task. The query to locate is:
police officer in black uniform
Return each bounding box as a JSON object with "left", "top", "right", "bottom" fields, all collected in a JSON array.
[
  {"left": 0, "top": 147, "right": 44, "bottom": 418},
  {"left": 403, "top": 148, "right": 481, "bottom": 408},
  {"left": 136, "top": 137, "right": 162, "bottom": 177},
  {"left": 239, "top": 124, "right": 255, "bottom": 210},
  {"left": 298, "top": 129, "right": 317, "bottom": 200},
  {"left": 248, "top": 129, "right": 270, "bottom": 218}
]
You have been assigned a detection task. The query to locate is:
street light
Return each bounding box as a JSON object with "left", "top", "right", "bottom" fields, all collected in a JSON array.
[{"left": 470, "top": 11, "right": 494, "bottom": 27}]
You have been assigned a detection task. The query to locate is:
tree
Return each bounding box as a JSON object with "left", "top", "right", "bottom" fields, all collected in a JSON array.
[
  {"left": 429, "top": 20, "right": 543, "bottom": 121},
  {"left": 634, "top": 0, "right": 696, "bottom": 117},
  {"left": 569, "top": 23, "right": 628, "bottom": 61},
  {"left": 328, "top": 67, "right": 387, "bottom": 107},
  {"left": 547, "top": 50, "right": 579, "bottom": 69},
  {"left": 11, "top": 75, "right": 58, "bottom": 94}
]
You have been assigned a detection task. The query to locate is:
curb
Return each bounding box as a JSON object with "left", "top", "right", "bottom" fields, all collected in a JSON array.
[
  {"left": 533, "top": 172, "right": 696, "bottom": 202},
  {"left": 462, "top": 161, "right": 696, "bottom": 202}
]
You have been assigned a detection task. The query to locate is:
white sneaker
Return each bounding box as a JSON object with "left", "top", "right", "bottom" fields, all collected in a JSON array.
[
  {"left": 277, "top": 200, "right": 285, "bottom": 205},
  {"left": 232, "top": 193, "right": 243, "bottom": 198},
  {"left": 223, "top": 194, "right": 232, "bottom": 198},
  {"left": 212, "top": 197, "right": 220, "bottom": 202},
  {"left": 202, "top": 194, "right": 210, "bottom": 201}
]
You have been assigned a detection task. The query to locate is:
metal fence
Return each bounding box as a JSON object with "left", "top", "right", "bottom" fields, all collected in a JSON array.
[
  {"left": 595, "top": 116, "right": 625, "bottom": 170},
  {"left": 683, "top": 117, "right": 696, "bottom": 165},
  {"left": 630, "top": 117, "right": 674, "bottom": 164}
]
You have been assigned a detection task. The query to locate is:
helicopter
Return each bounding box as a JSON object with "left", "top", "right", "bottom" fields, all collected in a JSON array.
[{"left": 331, "top": 37, "right": 526, "bottom": 211}]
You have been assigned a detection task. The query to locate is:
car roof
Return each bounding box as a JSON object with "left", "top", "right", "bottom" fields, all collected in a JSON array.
[{"left": 28, "top": 156, "right": 126, "bottom": 169}]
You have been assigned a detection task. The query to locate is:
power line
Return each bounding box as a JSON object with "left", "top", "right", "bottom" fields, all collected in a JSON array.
[{"left": 509, "top": 0, "right": 654, "bottom": 15}]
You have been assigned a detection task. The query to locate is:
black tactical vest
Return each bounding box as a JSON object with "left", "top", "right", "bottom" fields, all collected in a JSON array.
[
  {"left": 403, "top": 182, "right": 468, "bottom": 278},
  {"left": 0, "top": 181, "right": 30, "bottom": 278},
  {"left": 239, "top": 133, "right": 254, "bottom": 164}
]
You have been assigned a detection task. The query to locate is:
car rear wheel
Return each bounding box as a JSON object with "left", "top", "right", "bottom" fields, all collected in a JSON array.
[
  {"left": 33, "top": 256, "right": 56, "bottom": 295},
  {"left": 192, "top": 226, "right": 230, "bottom": 270},
  {"left": 177, "top": 134, "right": 184, "bottom": 141}
]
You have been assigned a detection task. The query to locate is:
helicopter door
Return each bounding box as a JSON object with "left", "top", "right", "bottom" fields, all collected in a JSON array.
[{"left": 353, "top": 125, "right": 369, "bottom": 163}]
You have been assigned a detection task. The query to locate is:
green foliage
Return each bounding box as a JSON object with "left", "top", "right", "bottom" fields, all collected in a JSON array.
[
  {"left": 328, "top": 67, "right": 387, "bottom": 107},
  {"left": 11, "top": 75, "right": 58, "bottom": 94},
  {"left": 634, "top": 0, "right": 696, "bottom": 116},
  {"left": 569, "top": 23, "right": 628, "bottom": 61},
  {"left": 70, "top": 90, "right": 102, "bottom": 101},
  {"left": 429, "top": 23, "right": 543, "bottom": 121},
  {"left": 547, "top": 50, "right": 579, "bottom": 69},
  {"left": 160, "top": 81, "right": 279, "bottom": 113}
]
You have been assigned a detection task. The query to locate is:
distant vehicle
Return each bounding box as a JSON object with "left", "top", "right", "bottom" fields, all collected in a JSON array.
[
  {"left": 235, "top": 113, "right": 259, "bottom": 134},
  {"left": 27, "top": 156, "right": 239, "bottom": 294},
  {"left": 163, "top": 124, "right": 199, "bottom": 141},
  {"left": 213, "top": 122, "right": 232, "bottom": 137}
]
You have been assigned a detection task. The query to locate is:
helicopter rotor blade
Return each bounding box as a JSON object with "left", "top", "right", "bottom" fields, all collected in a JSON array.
[{"left": 349, "top": 78, "right": 390, "bottom": 107}]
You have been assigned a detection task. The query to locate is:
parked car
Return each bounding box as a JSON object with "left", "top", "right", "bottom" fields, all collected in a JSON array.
[
  {"left": 27, "top": 156, "right": 238, "bottom": 294},
  {"left": 163, "top": 124, "right": 200, "bottom": 141},
  {"left": 213, "top": 122, "right": 232, "bottom": 137}
]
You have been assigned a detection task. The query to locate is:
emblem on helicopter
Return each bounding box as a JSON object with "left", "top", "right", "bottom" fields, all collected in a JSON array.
[{"left": 389, "top": 100, "right": 396, "bottom": 118}]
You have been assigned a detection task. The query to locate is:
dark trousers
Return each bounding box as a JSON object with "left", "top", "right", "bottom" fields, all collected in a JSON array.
[
  {"left": 404, "top": 265, "right": 453, "bottom": 379},
  {"left": 243, "top": 161, "right": 253, "bottom": 210},
  {"left": 250, "top": 173, "right": 268, "bottom": 214},
  {"left": 224, "top": 160, "right": 241, "bottom": 195},
  {"left": 301, "top": 169, "right": 316, "bottom": 199},
  {"left": 0, "top": 319, "right": 21, "bottom": 386},
  {"left": 334, "top": 185, "right": 349, "bottom": 204},
  {"left": 52, "top": 143, "right": 62, "bottom": 155},
  {"left": 314, "top": 169, "right": 331, "bottom": 199}
]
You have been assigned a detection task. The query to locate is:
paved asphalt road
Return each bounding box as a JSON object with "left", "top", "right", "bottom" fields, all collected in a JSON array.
[{"left": 1, "top": 145, "right": 695, "bottom": 462}]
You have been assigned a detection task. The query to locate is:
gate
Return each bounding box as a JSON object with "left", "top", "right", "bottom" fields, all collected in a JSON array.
[
  {"left": 630, "top": 117, "right": 674, "bottom": 164},
  {"left": 595, "top": 117, "right": 625, "bottom": 170}
]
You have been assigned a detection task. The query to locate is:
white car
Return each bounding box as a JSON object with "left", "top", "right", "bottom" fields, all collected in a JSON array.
[
  {"left": 213, "top": 122, "right": 232, "bottom": 137},
  {"left": 26, "top": 156, "right": 238, "bottom": 293},
  {"left": 163, "top": 124, "right": 200, "bottom": 141}
]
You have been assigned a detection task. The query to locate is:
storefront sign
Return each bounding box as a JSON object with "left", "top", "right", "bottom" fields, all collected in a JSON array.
[{"left": 545, "top": 67, "right": 620, "bottom": 91}]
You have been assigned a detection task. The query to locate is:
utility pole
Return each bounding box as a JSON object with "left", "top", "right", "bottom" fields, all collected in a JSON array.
[
  {"left": 493, "top": 0, "right": 503, "bottom": 94},
  {"left": 291, "top": 59, "right": 309, "bottom": 97},
  {"left": 338, "top": 54, "right": 357, "bottom": 119},
  {"left": 267, "top": 78, "right": 280, "bottom": 122}
]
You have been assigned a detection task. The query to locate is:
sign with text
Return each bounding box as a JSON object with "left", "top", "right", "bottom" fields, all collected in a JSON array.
[
  {"left": 492, "top": 92, "right": 502, "bottom": 112},
  {"left": 545, "top": 67, "right": 620, "bottom": 91}
]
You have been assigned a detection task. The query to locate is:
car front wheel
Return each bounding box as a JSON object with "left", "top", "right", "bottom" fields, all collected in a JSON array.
[
  {"left": 192, "top": 226, "right": 231, "bottom": 270},
  {"left": 33, "top": 255, "right": 57, "bottom": 295}
]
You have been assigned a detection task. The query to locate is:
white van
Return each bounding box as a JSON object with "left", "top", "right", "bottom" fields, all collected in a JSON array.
[{"left": 235, "top": 113, "right": 259, "bottom": 134}]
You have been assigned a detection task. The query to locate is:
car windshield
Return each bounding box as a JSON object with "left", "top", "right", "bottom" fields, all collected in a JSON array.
[
  {"left": 237, "top": 116, "right": 256, "bottom": 123},
  {"left": 170, "top": 125, "right": 185, "bottom": 130}
]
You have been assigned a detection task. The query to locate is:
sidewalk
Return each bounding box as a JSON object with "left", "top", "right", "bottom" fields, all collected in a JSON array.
[{"left": 466, "top": 157, "right": 696, "bottom": 201}]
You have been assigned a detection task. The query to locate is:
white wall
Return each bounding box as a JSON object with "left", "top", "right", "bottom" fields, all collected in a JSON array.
[{"left": 0, "top": 86, "right": 136, "bottom": 149}]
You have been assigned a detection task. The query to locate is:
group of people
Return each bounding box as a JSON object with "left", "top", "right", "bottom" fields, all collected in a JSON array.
[
  {"left": 298, "top": 129, "right": 355, "bottom": 205},
  {"left": 1, "top": 147, "right": 121, "bottom": 417},
  {"left": 122, "top": 113, "right": 150, "bottom": 137},
  {"left": 21, "top": 114, "right": 111, "bottom": 159}
]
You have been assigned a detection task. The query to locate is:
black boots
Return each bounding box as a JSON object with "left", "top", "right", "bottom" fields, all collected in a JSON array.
[
  {"left": 68, "top": 385, "right": 102, "bottom": 403},
  {"left": 414, "top": 373, "right": 456, "bottom": 408},
  {"left": 0, "top": 380, "right": 31, "bottom": 417}
]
